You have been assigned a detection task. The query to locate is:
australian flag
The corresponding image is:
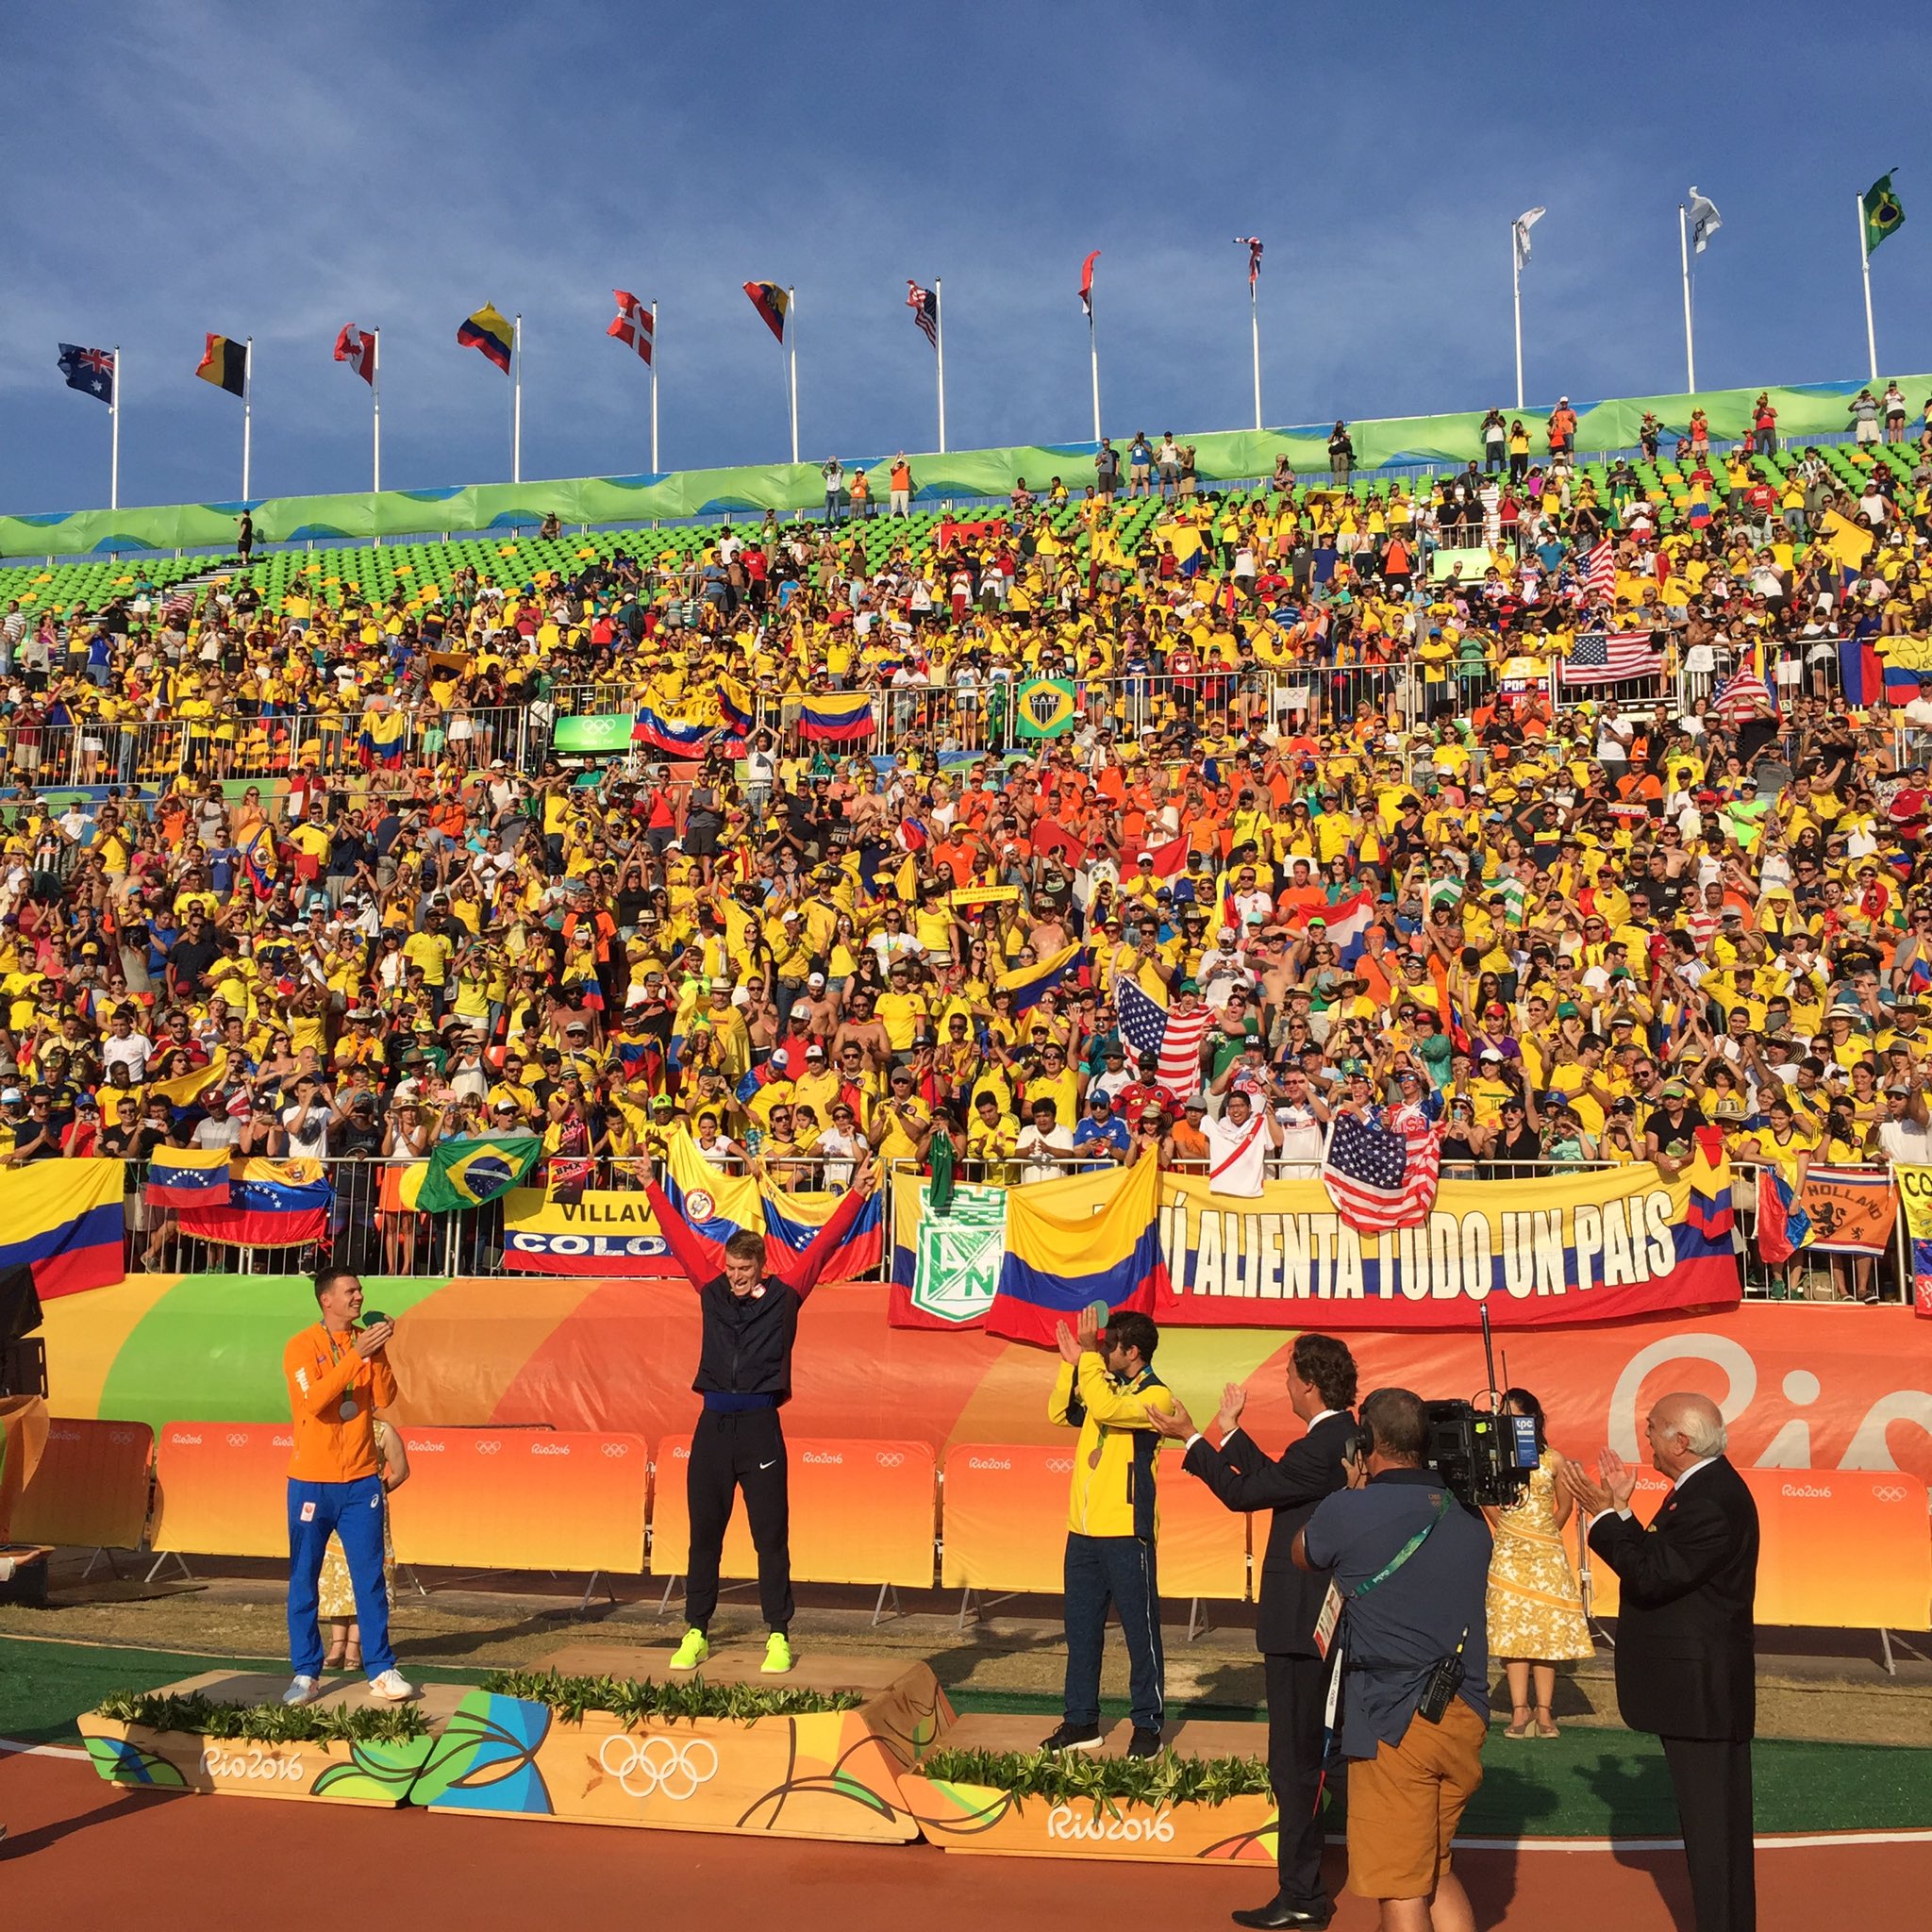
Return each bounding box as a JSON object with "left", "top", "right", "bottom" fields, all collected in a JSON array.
[{"left": 58, "top": 343, "right": 115, "bottom": 407}]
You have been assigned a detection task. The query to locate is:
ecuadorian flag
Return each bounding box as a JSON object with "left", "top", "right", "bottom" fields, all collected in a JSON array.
[
  {"left": 359, "top": 708, "right": 408, "bottom": 770},
  {"left": 0, "top": 1159, "right": 125, "bottom": 1299},
  {"left": 797, "top": 692, "right": 875, "bottom": 742},
  {"left": 178, "top": 1160, "right": 331, "bottom": 1248},
  {"left": 986, "top": 1155, "right": 1167, "bottom": 1346},
  {"left": 146, "top": 1145, "right": 233, "bottom": 1209},
  {"left": 997, "top": 941, "right": 1090, "bottom": 1015},
  {"left": 458, "top": 303, "right": 514, "bottom": 374}
]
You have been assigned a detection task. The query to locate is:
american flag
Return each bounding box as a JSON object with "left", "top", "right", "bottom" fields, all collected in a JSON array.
[
  {"left": 1560, "top": 629, "right": 1661, "bottom": 687},
  {"left": 907, "top": 280, "right": 939, "bottom": 350},
  {"left": 1116, "top": 976, "right": 1211, "bottom": 1101},
  {"left": 607, "top": 291, "right": 655, "bottom": 366},
  {"left": 1234, "top": 236, "right": 1263, "bottom": 288},
  {"left": 1714, "top": 665, "right": 1774, "bottom": 725},
  {"left": 1579, "top": 541, "right": 1616, "bottom": 606},
  {"left": 1322, "top": 1106, "right": 1441, "bottom": 1234}
]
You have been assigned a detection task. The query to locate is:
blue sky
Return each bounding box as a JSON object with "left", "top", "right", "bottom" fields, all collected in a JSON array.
[{"left": 5, "top": 1, "right": 1929, "bottom": 516}]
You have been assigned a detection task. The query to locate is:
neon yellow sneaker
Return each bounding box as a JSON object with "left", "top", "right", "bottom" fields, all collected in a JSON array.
[
  {"left": 761, "top": 1631, "right": 794, "bottom": 1675},
  {"left": 668, "top": 1628, "right": 709, "bottom": 1672}
]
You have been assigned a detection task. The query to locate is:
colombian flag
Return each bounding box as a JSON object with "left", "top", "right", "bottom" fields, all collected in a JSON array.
[
  {"left": 0, "top": 1160, "right": 125, "bottom": 1300},
  {"left": 146, "top": 1058, "right": 225, "bottom": 1113},
  {"left": 996, "top": 941, "right": 1090, "bottom": 1015},
  {"left": 194, "top": 333, "right": 248, "bottom": 397},
  {"left": 458, "top": 303, "right": 515, "bottom": 374},
  {"left": 663, "top": 1131, "right": 877, "bottom": 1287},
  {"left": 743, "top": 280, "right": 790, "bottom": 343},
  {"left": 986, "top": 1155, "right": 1167, "bottom": 1346},
  {"left": 145, "top": 1146, "right": 233, "bottom": 1209},
  {"left": 717, "top": 675, "right": 758, "bottom": 739},
  {"left": 632, "top": 702, "right": 730, "bottom": 758},
  {"left": 797, "top": 692, "right": 875, "bottom": 742},
  {"left": 358, "top": 708, "right": 408, "bottom": 770},
  {"left": 178, "top": 1160, "right": 331, "bottom": 1248}
]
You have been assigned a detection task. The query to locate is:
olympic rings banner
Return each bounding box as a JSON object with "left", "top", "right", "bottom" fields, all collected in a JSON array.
[{"left": 1156, "top": 1156, "right": 1741, "bottom": 1329}]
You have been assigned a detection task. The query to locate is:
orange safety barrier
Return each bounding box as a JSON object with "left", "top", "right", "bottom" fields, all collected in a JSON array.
[
  {"left": 649, "top": 1436, "right": 936, "bottom": 1590},
  {"left": 389, "top": 1428, "right": 647, "bottom": 1574},
  {"left": 1585, "top": 1467, "right": 1931, "bottom": 1630},
  {"left": 939, "top": 1443, "right": 1249, "bottom": 1600},
  {"left": 0, "top": 1417, "right": 152, "bottom": 1551}
]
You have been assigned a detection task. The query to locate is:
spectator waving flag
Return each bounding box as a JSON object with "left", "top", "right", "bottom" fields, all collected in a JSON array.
[
  {"left": 58, "top": 344, "right": 115, "bottom": 406},
  {"left": 1561, "top": 629, "right": 1661, "bottom": 687},
  {"left": 1235, "top": 236, "right": 1263, "bottom": 287},
  {"left": 907, "top": 280, "right": 939, "bottom": 349},
  {"left": 608, "top": 291, "right": 654, "bottom": 365},
  {"left": 1580, "top": 540, "right": 1616, "bottom": 606},
  {"left": 1116, "top": 976, "right": 1211, "bottom": 1100},
  {"left": 1322, "top": 1105, "right": 1441, "bottom": 1234},
  {"left": 332, "top": 325, "right": 376, "bottom": 384},
  {"left": 1715, "top": 664, "right": 1775, "bottom": 725}
]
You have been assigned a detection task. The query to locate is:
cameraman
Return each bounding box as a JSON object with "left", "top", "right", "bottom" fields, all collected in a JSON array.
[{"left": 1295, "top": 1389, "right": 1491, "bottom": 1932}]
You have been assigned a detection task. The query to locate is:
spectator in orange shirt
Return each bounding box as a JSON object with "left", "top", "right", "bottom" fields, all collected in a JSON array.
[{"left": 280, "top": 1266, "right": 416, "bottom": 1707}]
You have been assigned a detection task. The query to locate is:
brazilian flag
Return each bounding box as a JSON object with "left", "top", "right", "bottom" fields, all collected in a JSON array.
[
  {"left": 1863, "top": 173, "right": 1906, "bottom": 256},
  {"left": 400, "top": 1135, "right": 543, "bottom": 1213}
]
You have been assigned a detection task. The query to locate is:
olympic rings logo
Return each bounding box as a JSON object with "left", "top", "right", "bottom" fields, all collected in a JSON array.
[
  {"left": 874, "top": 1451, "right": 905, "bottom": 1469},
  {"left": 1045, "top": 1457, "right": 1074, "bottom": 1474},
  {"left": 1873, "top": 1485, "right": 1909, "bottom": 1503},
  {"left": 602, "top": 1442, "right": 631, "bottom": 1458},
  {"left": 597, "top": 1734, "right": 719, "bottom": 1801},
  {"left": 226, "top": 1432, "right": 250, "bottom": 1448},
  {"left": 475, "top": 1441, "right": 501, "bottom": 1456}
]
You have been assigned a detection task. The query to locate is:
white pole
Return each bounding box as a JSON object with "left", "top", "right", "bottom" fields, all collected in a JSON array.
[
  {"left": 1250, "top": 277, "right": 1263, "bottom": 431},
  {"left": 242, "top": 336, "right": 253, "bottom": 501},
  {"left": 1511, "top": 232, "right": 1524, "bottom": 412},
  {"left": 1088, "top": 308, "right": 1101, "bottom": 444},
  {"left": 372, "top": 327, "right": 382, "bottom": 494},
  {"left": 787, "top": 287, "right": 799, "bottom": 466},
  {"left": 1857, "top": 192, "right": 1879, "bottom": 383},
  {"left": 1678, "top": 205, "right": 1696, "bottom": 393},
  {"left": 650, "top": 301, "right": 659, "bottom": 473},
  {"left": 934, "top": 276, "right": 947, "bottom": 453},
  {"left": 512, "top": 313, "right": 523, "bottom": 483},
  {"left": 110, "top": 346, "right": 121, "bottom": 511}
]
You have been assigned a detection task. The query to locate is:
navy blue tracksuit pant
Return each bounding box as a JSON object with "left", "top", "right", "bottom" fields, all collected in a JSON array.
[{"left": 1062, "top": 1531, "right": 1165, "bottom": 1735}]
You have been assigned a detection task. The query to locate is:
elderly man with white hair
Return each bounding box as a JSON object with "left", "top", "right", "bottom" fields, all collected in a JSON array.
[{"left": 1564, "top": 1394, "right": 1760, "bottom": 1932}]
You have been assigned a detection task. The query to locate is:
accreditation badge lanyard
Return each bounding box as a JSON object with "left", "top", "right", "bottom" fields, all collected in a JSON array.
[{"left": 325, "top": 1327, "right": 364, "bottom": 1424}]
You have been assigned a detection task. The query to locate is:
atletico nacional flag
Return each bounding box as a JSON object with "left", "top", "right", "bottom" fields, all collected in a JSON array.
[
  {"left": 178, "top": 1160, "right": 331, "bottom": 1248},
  {"left": 743, "top": 280, "right": 790, "bottom": 343},
  {"left": 58, "top": 343, "right": 115, "bottom": 406},
  {"left": 797, "top": 692, "right": 875, "bottom": 742},
  {"left": 458, "top": 303, "right": 514, "bottom": 374},
  {"left": 195, "top": 333, "right": 248, "bottom": 397},
  {"left": 608, "top": 290, "right": 655, "bottom": 366},
  {"left": 146, "top": 1145, "right": 233, "bottom": 1208},
  {"left": 333, "top": 324, "right": 376, "bottom": 383}
]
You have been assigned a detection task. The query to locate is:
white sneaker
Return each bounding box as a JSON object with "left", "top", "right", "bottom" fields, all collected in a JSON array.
[
  {"left": 282, "top": 1675, "right": 320, "bottom": 1707},
  {"left": 365, "top": 1669, "right": 418, "bottom": 1702}
]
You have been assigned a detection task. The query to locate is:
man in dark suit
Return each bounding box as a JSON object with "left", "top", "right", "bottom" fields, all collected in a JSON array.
[
  {"left": 1564, "top": 1392, "right": 1759, "bottom": 1932},
  {"left": 1147, "top": 1333, "right": 1358, "bottom": 1929}
]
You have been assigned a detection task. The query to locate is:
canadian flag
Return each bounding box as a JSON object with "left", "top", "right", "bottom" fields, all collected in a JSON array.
[
  {"left": 332, "top": 325, "right": 375, "bottom": 384},
  {"left": 608, "top": 290, "right": 655, "bottom": 366}
]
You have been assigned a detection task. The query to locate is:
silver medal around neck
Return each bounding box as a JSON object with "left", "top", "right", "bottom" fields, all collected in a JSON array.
[{"left": 339, "top": 1398, "right": 358, "bottom": 1421}]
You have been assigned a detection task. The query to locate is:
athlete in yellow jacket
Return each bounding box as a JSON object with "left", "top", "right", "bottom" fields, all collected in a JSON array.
[{"left": 1041, "top": 1306, "right": 1174, "bottom": 1759}]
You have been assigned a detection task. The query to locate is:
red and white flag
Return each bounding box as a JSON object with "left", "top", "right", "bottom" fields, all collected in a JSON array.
[
  {"left": 1234, "top": 236, "right": 1263, "bottom": 287},
  {"left": 1078, "top": 249, "right": 1100, "bottom": 318},
  {"left": 608, "top": 291, "right": 655, "bottom": 366},
  {"left": 1141, "top": 832, "right": 1190, "bottom": 878},
  {"left": 332, "top": 325, "right": 375, "bottom": 384}
]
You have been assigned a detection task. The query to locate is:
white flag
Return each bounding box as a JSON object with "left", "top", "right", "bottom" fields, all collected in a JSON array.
[
  {"left": 1687, "top": 187, "right": 1723, "bottom": 255},
  {"left": 1512, "top": 206, "right": 1547, "bottom": 270}
]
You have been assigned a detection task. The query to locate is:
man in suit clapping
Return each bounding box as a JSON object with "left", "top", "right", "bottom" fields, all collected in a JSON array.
[
  {"left": 1564, "top": 1393, "right": 1759, "bottom": 1932},
  {"left": 1147, "top": 1334, "right": 1359, "bottom": 1930}
]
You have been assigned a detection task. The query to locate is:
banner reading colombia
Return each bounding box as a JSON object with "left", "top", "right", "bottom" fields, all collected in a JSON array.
[{"left": 1156, "top": 1147, "right": 1740, "bottom": 1330}]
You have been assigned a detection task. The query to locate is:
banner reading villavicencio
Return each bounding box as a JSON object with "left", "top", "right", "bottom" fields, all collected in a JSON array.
[
  {"left": 501, "top": 1187, "right": 678, "bottom": 1275},
  {"left": 1156, "top": 1155, "right": 1740, "bottom": 1329}
]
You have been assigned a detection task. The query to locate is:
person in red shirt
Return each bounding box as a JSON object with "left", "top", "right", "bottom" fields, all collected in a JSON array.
[{"left": 281, "top": 1267, "right": 415, "bottom": 1706}]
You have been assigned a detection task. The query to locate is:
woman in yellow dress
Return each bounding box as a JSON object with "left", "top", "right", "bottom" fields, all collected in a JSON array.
[
  {"left": 1485, "top": 1387, "right": 1592, "bottom": 1738},
  {"left": 319, "top": 1417, "right": 409, "bottom": 1672}
]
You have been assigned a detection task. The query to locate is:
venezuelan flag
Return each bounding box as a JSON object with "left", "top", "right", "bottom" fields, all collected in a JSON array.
[
  {"left": 358, "top": 708, "right": 409, "bottom": 770},
  {"left": 743, "top": 280, "right": 790, "bottom": 343},
  {"left": 797, "top": 692, "right": 875, "bottom": 742},
  {"left": 997, "top": 941, "right": 1090, "bottom": 1015},
  {"left": 194, "top": 333, "right": 248, "bottom": 397},
  {"left": 0, "top": 1159, "right": 125, "bottom": 1300},
  {"left": 145, "top": 1146, "right": 233, "bottom": 1210},
  {"left": 762, "top": 1186, "right": 883, "bottom": 1291},
  {"left": 985, "top": 1155, "right": 1167, "bottom": 1346},
  {"left": 458, "top": 303, "right": 514, "bottom": 374},
  {"left": 178, "top": 1159, "right": 331, "bottom": 1248}
]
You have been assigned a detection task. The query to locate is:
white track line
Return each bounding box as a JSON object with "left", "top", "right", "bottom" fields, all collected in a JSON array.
[{"left": 0, "top": 1738, "right": 91, "bottom": 1761}]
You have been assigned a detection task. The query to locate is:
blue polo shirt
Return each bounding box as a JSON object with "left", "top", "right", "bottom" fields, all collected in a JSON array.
[{"left": 1302, "top": 1468, "right": 1491, "bottom": 1757}]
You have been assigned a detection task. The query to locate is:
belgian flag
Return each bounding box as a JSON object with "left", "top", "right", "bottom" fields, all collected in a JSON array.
[
  {"left": 743, "top": 279, "right": 790, "bottom": 343},
  {"left": 195, "top": 332, "right": 247, "bottom": 397}
]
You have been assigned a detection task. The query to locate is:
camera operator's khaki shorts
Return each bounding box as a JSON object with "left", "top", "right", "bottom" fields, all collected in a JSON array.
[{"left": 1344, "top": 1698, "right": 1486, "bottom": 1899}]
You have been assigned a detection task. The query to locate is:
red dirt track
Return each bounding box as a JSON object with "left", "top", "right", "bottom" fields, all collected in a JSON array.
[{"left": 4, "top": 1749, "right": 1924, "bottom": 1932}]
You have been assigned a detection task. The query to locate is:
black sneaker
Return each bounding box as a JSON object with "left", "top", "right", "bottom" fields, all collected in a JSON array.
[
  {"left": 1125, "top": 1727, "right": 1163, "bottom": 1759},
  {"left": 1040, "top": 1721, "right": 1104, "bottom": 1753}
]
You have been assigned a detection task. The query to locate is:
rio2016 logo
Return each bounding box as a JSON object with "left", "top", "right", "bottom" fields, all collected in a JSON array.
[
  {"left": 597, "top": 1734, "right": 720, "bottom": 1801},
  {"left": 1045, "top": 1804, "right": 1174, "bottom": 1843},
  {"left": 200, "top": 1746, "right": 306, "bottom": 1784}
]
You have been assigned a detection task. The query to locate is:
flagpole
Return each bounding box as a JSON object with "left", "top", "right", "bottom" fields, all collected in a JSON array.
[
  {"left": 242, "top": 336, "right": 253, "bottom": 501},
  {"left": 110, "top": 346, "right": 121, "bottom": 511},
  {"left": 934, "top": 276, "right": 947, "bottom": 453},
  {"left": 512, "top": 313, "right": 524, "bottom": 483},
  {"left": 372, "top": 327, "right": 382, "bottom": 494},
  {"left": 787, "top": 287, "right": 799, "bottom": 466},
  {"left": 1857, "top": 192, "right": 1878, "bottom": 382},
  {"left": 1088, "top": 302, "right": 1101, "bottom": 444},
  {"left": 1678, "top": 204, "right": 1696, "bottom": 392},
  {"left": 650, "top": 301, "right": 659, "bottom": 473},
  {"left": 1511, "top": 228, "right": 1524, "bottom": 412},
  {"left": 1250, "top": 275, "right": 1262, "bottom": 431}
]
